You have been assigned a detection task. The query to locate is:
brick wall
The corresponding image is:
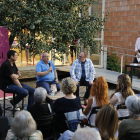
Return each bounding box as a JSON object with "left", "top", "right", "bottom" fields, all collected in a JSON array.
[{"left": 104, "top": 0, "right": 140, "bottom": 64}]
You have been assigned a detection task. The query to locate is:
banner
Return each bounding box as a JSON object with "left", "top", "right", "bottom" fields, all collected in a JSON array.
[
  {"left": 0, "top": 27, "right": 12, "bottom": 99},
  {"left": 0, "top": 27, "right": 9, "bottom": 66}
]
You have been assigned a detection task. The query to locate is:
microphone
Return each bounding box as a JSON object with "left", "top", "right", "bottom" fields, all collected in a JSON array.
[{"left": 48, "top": 62, "right": 52, "bottom": 72}]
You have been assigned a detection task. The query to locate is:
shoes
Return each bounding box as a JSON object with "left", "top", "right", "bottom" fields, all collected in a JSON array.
[{"left": 10, "top": 100, "right": 20, "bottom": 111}]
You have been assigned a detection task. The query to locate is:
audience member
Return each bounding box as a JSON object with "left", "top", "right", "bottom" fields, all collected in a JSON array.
[
  {"left": 52, "top": 77, "right": 81, "bottom": 133},
  {"left": 83, "top": 76, "right": 109, "bottom": 126},
  {"left": 27, "top": 87, "right": 51, "bottom": 120},
  {"left": 36, "top": 52, "right": 60, "bottom": 94},
  {"left": 95, "top": 104, "right": 118, "bottom": 140},
  {"left": 110, "top": 74, "right": 134, "bottom": 118},
  {"left": 0, "top": 50, "right": 35, "bottom": 110},
  {"left": 119, "top": 95, "right": 140, "bottom": 140},
  {"left": 11, "top": 110, "right": 43, "bottom": 140},
  {"left": 0, "top": 104, "right": 3, "bottom": 116},
  {"left": 71, "top": 128, "right": 101, "bottom": 140},
  {"left": 70, "top": 51, "right": 96, "bottom": 104}
]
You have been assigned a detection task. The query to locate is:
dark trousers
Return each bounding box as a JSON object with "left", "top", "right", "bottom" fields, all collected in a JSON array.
[
  {"left": 74, "top": 79, "right": 92, "bottom": 99},
  {"left": 4, "top": 83, "right": 35, "bottom": 107},
  {"left": 37, "top": 79, "right": 60, "bottom": 94}
]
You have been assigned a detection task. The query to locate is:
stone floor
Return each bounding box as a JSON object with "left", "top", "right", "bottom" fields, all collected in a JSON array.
[{"left": 0, "top": 78, "right": 116, "bottom": 140}]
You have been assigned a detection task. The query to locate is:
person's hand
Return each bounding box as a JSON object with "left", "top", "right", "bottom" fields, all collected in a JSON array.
[
  {"left": 12, "top": 74, "right": 19, "bottom": 79},
  {"left": 89, "top": 81, "right": 93, "bottom": 85},
  {"left": 48, "top": 67, "right": 52, "bottom": 72},
  {"left": 75, "top": 81, "right": 79, "bottom": 85},
  {"left": 55, "top": 78, "right": 59, "bottom": 83}
]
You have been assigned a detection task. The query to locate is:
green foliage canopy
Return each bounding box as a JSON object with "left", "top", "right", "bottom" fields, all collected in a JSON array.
[{"left": 0, "top": 0, "right": 108, "bottom": 59}]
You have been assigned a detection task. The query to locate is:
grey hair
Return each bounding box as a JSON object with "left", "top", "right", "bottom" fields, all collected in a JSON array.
[
  {"left": 125, "top": 95, "right": 140, "bottom": 118},
  {"left": 72, "top": 128, "right": 101, "bottom": 140},
  {"left": 34, "top": 87, "right": 47, "bottom": 104},
  {"left": 11, "top": 110, "right": 36, "bottom": 138},
  {"left": 41, "top": 52, "right": 47, "bottom": 57}
]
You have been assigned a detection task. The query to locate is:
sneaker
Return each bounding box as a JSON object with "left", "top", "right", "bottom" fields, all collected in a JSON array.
[{"left": 10, "top": 100, "right": 20, "bottom": 111}]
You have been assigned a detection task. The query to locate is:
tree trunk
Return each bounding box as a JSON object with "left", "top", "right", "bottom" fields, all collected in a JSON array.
[{"left": 9, "top": 35, "right": 15, "bottom": 49}]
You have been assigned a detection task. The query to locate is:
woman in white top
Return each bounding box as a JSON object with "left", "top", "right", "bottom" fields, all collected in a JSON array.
[
  {"left": 83, "top": 76, "right": 109, "bottom": 126},
  {"left": 110, "top": 74, "right": 134, "bottom": 118}
]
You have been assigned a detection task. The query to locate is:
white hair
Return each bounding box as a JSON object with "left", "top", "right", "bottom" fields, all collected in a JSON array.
[
  {"left": 41, "top": 52, "right": 48, "bottom": 57},
  {"left": 72, "top": 128, "right": 101, "bottom": 140},
  {"left": 11, "top": 110, "right": 36, "bottom": 138},
  {"left": 34, "top": 87, "right": 47, "bottom": 104},
  {"left": 125, "top": 95, "right": 140, "bottom": 118}
]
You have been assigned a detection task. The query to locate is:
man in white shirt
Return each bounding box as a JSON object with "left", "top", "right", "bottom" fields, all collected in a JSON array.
[{"left": 132, "top": 37, "right": 140, "bottom": 78}]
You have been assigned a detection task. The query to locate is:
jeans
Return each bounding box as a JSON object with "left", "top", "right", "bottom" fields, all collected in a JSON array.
[
  {"left": 74, "top": 78, "right": 92, "bottom": 99},
  {"left": 37, "top": 79, "right": 60, "bottom": 94},
  {"left": 4, "top": 83, "right": 35, "bottom": 107}
]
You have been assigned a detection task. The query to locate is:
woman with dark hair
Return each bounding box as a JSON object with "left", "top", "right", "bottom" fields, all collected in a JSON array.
[
  {"left": 110, "top": 74, "right": 134, "bottom": 117},
  {"left": 83, "top": 76, "right": 109, "bottom": 126},
  {"left": 95, "top": 104, "right": 118, "bottom": 140}
]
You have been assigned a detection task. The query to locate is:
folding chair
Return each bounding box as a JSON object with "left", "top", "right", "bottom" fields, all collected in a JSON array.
[
  {"left": 86, "top": 106, "right": 102, "bottom": 127},
  {"left": 117, "top": 103, "right": 130, "bottom": 120}
]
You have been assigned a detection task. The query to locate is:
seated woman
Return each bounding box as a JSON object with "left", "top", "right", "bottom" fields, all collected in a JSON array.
[
  {"left": 110, "top": 74, "right": 134, "bottom": 118},
  {"left": 11, "top": 110, "right": 43, "bottom": 140},
  {"left": 95, "top": 104, "right": 118, "bottom": 140},
  {"left": 83, "top": 76, "right": 109, "bottom": 126},
  {"left": 118, "top": 95, "right": 140, "bottom": 140},
  {"left": 52, "top": 77, "right": 81, "bottom": 133},
  {"left": 27, "top": 87, "right": 51, "bottom": 120}
]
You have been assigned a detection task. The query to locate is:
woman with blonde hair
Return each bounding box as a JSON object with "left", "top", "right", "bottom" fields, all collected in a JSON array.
[
  {"left": 83, "top": 76, "right": 109, "bottom": 126},
  {"left": 11, "top": 110, "right": 43, "bottom": 140},
  {"left": 110, "top": 74, "right": 134, "bottom": 118},
  {"left": 95, "top": 104, "right": 118, "bottom": 140},
  {"left": 52, "top": 77, "right": 81, "bottom": 134}
]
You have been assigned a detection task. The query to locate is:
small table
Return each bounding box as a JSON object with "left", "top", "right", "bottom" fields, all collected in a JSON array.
[
  {"left": 47, "top": 92, "right": 65, "bottom": 101},
  {"left": 125, "top": 64, "right": 140, "bottom": 84}
]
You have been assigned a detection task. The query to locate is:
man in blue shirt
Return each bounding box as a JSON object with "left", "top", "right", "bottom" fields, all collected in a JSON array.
[
  {"left": 70, "top": 52, "right": 96, "bottom": 104},
  {"left": 36, "top": 52, "right": 60, "bottom": 94}
]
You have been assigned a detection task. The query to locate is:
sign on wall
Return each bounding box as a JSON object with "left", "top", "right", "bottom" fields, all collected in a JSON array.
[{"left": 0, "top": 27, "right": 9, "bottom": 66}]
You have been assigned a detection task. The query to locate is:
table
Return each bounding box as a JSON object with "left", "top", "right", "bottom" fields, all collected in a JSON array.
[
  {"left": 47, "top": 92, "right": 65, "bottom": 101},
  {"left": 125, "top": 64, "right": 140, "bottom": 84}
]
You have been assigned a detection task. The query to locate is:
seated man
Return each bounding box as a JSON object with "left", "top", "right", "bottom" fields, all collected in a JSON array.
[
  {"left": 36, "top": 52, "right": 60, "bottom": 94},
  {"left": 70, "top": 51, "right": 96, "bottom": 104},
  {"left": 0, "top": 50, "right": 35, "bottom": 109}
]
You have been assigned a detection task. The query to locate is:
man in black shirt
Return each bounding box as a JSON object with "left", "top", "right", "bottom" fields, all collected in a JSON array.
[{"left": 0, "top": 50, "right": 35, "bottom": 108}]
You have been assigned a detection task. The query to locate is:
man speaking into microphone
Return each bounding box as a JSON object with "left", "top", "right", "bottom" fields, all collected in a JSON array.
[{"left": 36, "top": 52, "right": 60, "bottom": 94}]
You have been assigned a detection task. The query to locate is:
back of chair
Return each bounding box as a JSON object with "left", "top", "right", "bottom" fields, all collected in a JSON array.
[
  {"left": 117, "top": 103, "right": 130, "bottom": 120},
  {"left": 35, "top": 114, "right": 55, "bottom": 139},
  {"left": 88, "top": 106, "right": 102, "bottom": 126},
  {"left": 125, "top": 132, "right": 140, "bottom": 140}
]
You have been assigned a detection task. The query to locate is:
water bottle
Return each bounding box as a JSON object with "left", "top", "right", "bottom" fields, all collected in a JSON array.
[
  {"left": 60, "top": 90, "right": 63, "bottom": 95},
  {"left": 51, "top": 90, "right": 54, "bottom": 96}
]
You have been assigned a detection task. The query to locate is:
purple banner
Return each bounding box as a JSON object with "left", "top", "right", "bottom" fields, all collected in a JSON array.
[{"left": 0, "top": 27, "right": 9, "bottom": 66}]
